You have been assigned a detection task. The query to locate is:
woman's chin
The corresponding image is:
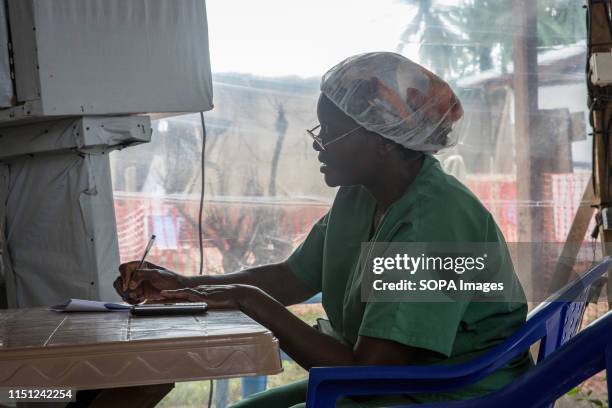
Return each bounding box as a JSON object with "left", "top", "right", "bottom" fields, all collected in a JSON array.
[{"left": 321, "top": 167, "right": 342, "bottom": 187}]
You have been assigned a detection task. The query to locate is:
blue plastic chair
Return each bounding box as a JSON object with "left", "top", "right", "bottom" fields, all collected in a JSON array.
[
  {"left": 306, "top": 257, "right": 612, "bottom": 408},
  {"left": 408, "top": 310, "right": 612, "bottom": 408}
]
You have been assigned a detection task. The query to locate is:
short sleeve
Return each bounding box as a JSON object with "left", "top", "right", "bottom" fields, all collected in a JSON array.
[
  {"left": 359, "top": 300, "right": 468, "bottom": 357},
  {"left": 286, "top": 212, "right": 329, "bottom": 292}
]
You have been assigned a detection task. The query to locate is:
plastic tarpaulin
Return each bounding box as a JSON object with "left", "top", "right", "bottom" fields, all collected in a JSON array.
[
  {"left": 7, "top": 0, "right": 213, "bottom": 116},
  {"left": 0, "top": 116, "right": 151, "bottom": 307},
  {"left": 0, "top": 116, "right": 151, "bottom": 160}
]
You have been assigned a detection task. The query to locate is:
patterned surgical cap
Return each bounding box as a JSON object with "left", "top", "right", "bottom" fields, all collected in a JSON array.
[{"left": 321, "top": 52, "right": 464, "bottom": 153}]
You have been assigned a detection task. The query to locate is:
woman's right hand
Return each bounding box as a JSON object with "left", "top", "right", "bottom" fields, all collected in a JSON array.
[{"left": 114, "top": 261, "right": 190, "bottom": 304}]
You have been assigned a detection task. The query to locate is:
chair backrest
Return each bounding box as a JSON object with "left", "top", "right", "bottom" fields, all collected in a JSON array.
[
  {"left": 529, "top": 258, "right": 611, "bottom": 364},
  {"left": 403, "top": 257, "right": 612, "bottom": 390},
  {"left": 423, "top": 311, "right": 612, "bottom": 408},
  {"left": 531, "top": 310, "right": 612, "bottom": 407},
  {"left": 305, "top": 259, "right": 612, "bottom": 408}
]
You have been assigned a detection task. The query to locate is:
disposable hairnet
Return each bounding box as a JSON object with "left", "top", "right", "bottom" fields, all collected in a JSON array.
[{"left": 321, "top": 52, "right": 464, "bottom": 153}]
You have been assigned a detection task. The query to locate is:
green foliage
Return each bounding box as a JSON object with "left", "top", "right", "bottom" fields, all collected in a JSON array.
[
  {"left": 567, "top": 385, "right": 609, "bottom": 408},
  {"left": 398, "top": 0, "right": 462, "bottom": 77}
]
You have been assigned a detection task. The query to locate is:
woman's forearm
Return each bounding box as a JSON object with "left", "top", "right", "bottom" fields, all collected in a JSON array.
[
  {"left": 184, "top": 262, "right": 316, "bottom": 306},
  {"left": 184, "top": 264, "right": 272, "bottom": 287},
  {"left": 239, "top": 289, "right": 356, "bottom": 370}
]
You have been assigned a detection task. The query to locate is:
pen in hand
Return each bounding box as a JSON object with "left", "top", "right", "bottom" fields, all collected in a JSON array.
[{"left": 122, "top": 235, "right": 156, "bottom": 299}]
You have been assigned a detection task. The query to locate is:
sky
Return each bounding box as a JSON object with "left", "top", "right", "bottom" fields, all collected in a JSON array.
[{"left": 206, "top": 0, "right": 420, "bottom": 78}]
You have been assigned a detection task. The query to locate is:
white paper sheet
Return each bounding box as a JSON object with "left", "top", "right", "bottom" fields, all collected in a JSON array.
[{"left": 50, "top": 298, "right": 131, "bottom": 312}]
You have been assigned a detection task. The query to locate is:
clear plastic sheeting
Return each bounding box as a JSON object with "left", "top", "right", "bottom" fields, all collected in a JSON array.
[
  {"left": 108, "top": 1, "right": 594, "bottom": 285},
  {"left": 107, "top": 1, "right": 604, "bottom": 404},
  {"left": 321, "top": 52, "right": 464, "bottom": 152}
]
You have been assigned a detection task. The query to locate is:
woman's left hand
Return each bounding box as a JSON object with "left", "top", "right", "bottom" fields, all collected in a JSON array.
[{"left": 160, "top": 284, "right": 262, "bottom": 309}]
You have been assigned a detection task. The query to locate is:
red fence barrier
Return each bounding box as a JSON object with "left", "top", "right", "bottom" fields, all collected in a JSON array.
[
  {"left": 114, "top": 194, "right": 329, "bottom": 275},
  {"left": 114, "top": 172, "right": 592, "bottom": 276}
]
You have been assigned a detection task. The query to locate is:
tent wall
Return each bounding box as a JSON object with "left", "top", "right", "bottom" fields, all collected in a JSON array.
[
  {"left": 5, "top": 0, "right": 213, "bottom": 123},
  {"left": 0, "top": 116, "right": 151, "bottom": 307}
]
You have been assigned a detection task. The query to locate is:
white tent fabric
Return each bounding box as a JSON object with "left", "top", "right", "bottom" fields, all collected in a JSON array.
[
  {"left": 7, "top": 0, "right": 213, "bottom": 118},
  {"left": 0, "top": 116, "right": 151, "bottom": 307}
]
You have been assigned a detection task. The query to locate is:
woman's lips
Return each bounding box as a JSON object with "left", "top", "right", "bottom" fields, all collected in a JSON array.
[{"left": 318, "top": 154, "right": 329, "bottom": 172}]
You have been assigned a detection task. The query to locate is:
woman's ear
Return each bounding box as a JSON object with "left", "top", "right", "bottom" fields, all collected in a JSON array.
[{"left": 377, "top": 139, "right": 398, "bottom": 157}]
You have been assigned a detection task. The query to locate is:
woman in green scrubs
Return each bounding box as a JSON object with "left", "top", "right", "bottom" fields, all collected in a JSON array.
[{"left": 115, "top": 52, "right": 531, "bottom": 407}]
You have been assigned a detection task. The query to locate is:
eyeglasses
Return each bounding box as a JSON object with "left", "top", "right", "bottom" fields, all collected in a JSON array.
[{"left": 306, "top": 123, "right": 363, "bottom": 151}]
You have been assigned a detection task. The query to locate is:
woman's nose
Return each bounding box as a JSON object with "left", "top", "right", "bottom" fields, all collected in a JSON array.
[{"left": 312, "top": 140, "right": 323, "bottom": 152}]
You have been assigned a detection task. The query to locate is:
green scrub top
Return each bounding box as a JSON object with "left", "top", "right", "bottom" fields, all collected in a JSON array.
[{"left": 286, "top": 154, "right": 532, "bottom": 403}]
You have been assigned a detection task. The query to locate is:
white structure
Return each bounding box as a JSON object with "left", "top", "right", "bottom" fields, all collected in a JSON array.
[
  {"left": 0, "top": 117, "right": 151, "bottom": 307},
  {"left": 6, "top": 0, "right": 213, "bottom": 122},
  {"left": 0, "top": 0, "right": 214, "bottom": 307}
]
